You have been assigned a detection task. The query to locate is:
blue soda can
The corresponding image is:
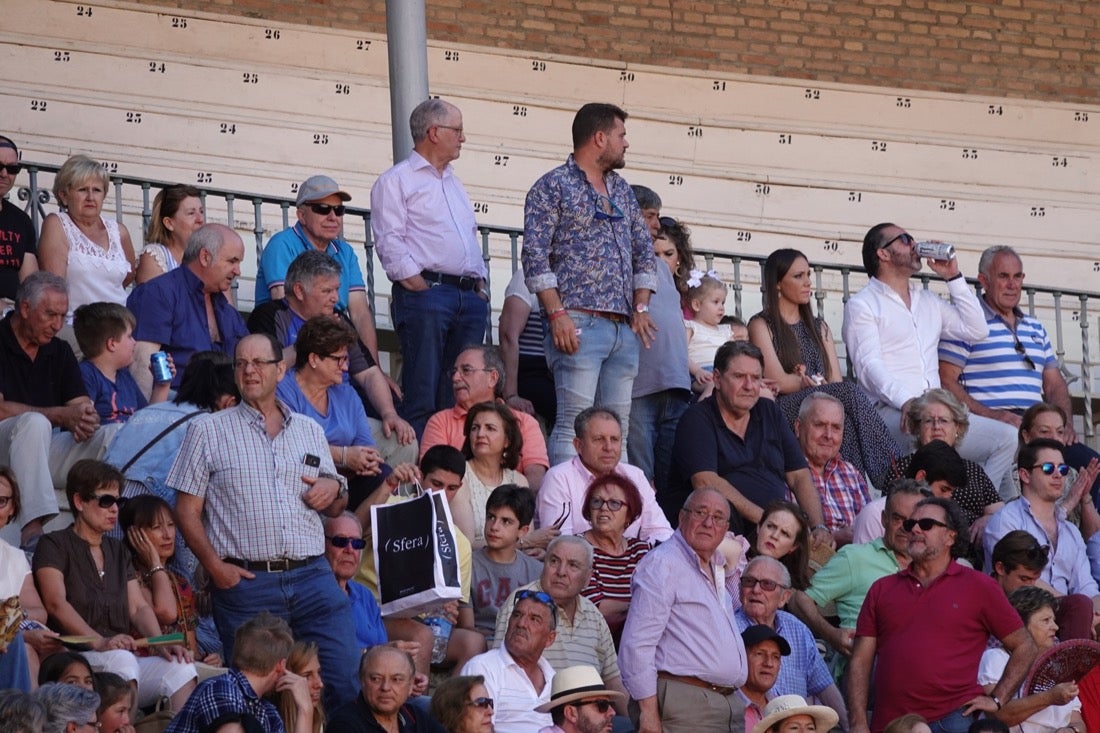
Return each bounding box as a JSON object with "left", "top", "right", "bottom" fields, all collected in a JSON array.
[{"left": 151, "top": 351, "right": 172, "bottom": 383}]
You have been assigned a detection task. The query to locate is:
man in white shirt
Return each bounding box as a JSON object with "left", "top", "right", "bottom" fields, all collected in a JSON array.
[
  {"left": 371, "top": 98, "right": 488, "bottom": 436},
  {"left": 462, "top": 590, "right": 558, "bottom": 733},
  {"left": 536, "top": 406, "right": 672, "bottom": 543},
  {"left": 842, "top": 222, "right": 1017, "bottom": 494}
]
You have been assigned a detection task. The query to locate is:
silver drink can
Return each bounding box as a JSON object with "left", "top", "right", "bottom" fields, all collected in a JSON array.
[
  {"left": 151, "top": 351, "right": 172, "bottom": 383},
  {"left": 916, "top": 241, "right": 956, "bottom": 260}
]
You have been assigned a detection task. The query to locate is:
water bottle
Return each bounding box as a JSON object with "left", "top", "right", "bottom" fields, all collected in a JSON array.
[
  {"left": 424, "top": 611, "right": 452, "bottom": 664},
  {"left": 916, "top": 241, "right": 956, "bottom": 261}
]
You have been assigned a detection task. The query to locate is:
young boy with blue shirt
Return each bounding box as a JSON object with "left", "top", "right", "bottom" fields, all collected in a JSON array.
[{"left": 74, "top": 302, "right": 170, "bottom": 424}]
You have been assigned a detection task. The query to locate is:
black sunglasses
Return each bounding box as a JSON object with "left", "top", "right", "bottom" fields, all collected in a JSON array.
[
  {"left": 880, "top": 232, "right": 915, "bottom": 249},
  {"left": 1024, "top": 462, "right": 1070, "bottom": 476},
  {"left": 327, "top": 535, "right": 366, "bottom": 550},
  {"left": 1022, "top": 543, "right": 1051, "bottom": 561},
  {"left": 658, "top": 216, "right": 677, "bottom": 228},
  {"left": 573, "top": 700, "right": 614, "bottom": 713},
  {"left": 1013, "top": 335, "right": 1036, "bottom": 370},
  {"left": 0, "top": 164, "right": 21, "bottom": 176},
  {"left": 902, "top": 517, "right": 949, "bottom": 532},
  {"left": 90, "top": 494, "right": 127, "bottom": 509},
  {"left": 467, "top": 697, "right": 494, "bottom": 709},
  {"left": 308, "top": 203, "right": 346, "bottom": 217}
]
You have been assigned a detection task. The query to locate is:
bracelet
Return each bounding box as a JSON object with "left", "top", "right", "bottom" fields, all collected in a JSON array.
[
  {"left": 548, "top": 308, "right": 568, "bottom": 321},
  {"left": 340, "top": 446, "right": 347, "bottom": 468},
  {"left": 946, "top": 273, "right": 964, "bottom": 282},
  {"left": 811, "top": 524, "right": 828, "bottom": 532},
  {"left": 989, "top": 693, "right": 1002, "bottom": 710},
  {"left": 143, "top": 565, "right": 167, "bottom": 581}
]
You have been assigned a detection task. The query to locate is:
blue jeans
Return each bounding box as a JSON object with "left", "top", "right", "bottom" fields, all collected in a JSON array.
[
  {"left": 0, "top": 632, "right": 31, "bottom": 691},
  {"left": 545, "top": 310, "right": 640, "bottom": 466},
  {"left": 928, "top": 708, "right": 977, "bottom": 733},
  {"left": 628, "top": 388, "right": 690, "bottom": 493},
  {"left": 392, "top": 283, "right": 488, "bottom": 437},
  {"left": 211, "top": 556, "right": 359, "bottom": 710}
]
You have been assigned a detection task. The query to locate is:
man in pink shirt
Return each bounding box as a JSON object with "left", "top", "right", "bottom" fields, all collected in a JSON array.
[{"left": 421, "top": 345, "right": 549, "bottom": 492}]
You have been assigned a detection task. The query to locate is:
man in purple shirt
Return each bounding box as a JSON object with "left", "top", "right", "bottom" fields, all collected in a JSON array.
[
  {"left": 522, "top": 102, "right": 658, "bottom": 466},
  {"left": 620, "top": 487, "right": 748, "bottom": 733}
]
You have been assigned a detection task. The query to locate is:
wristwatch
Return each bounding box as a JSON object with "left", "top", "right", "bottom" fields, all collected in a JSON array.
[{"left": 634, "top": 303, "right": 650, "bottom": 314}]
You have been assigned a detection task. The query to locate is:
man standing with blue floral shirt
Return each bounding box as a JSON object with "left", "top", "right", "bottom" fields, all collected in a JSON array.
[{"left": 522, "top": 103, "right": 658, "bottom": 465}]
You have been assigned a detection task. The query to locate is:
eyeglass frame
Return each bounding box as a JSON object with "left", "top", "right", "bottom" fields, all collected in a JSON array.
[
  {"left": 326, "top": 535, "right": 367, "bottom": 550},
  {"left": 307, "top": 203, "right": 346, "bottom": 217},
  {"left": 902, "top": 517, "right": 950, "bottom": 533},
  {"left": 880, "top": 232, "right": 916, "bottom": 249},
  {"left": 1022, "top": 462, "right": 1070, "bottom": 476},
  {"left": 0, "top": 164, "right": 22, "bottom": 176},
  {"left": 234, "top": 358, "right": 282, "bottom": 371},
  {"left": 740, "top": 575, "right": 790, "bottom": 592}
]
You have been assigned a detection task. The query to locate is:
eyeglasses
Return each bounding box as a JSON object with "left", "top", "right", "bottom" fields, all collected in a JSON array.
[
  {"left": 1024, "top": 462, "right": 1070, "bottom": 476},
  {"left": 594, "top": 194, "right": 625, "bottom": 222},
  {"left": 0, "top": 164, "right": 21, "bottom": 176},
  {"left": 1013, "top": 335, "right": 1036, "bottom": 370},
  {"left": 515, "top": 589, "right": 558, "bottom": 614},
  {"left": 234, "top": 358, "right": 281, "bottom": 371},
  {"left": 880, "top": 232, "right": 916, "bottom": 249},
  {"left": 572, "top": 700, "right": 614, "bottom": 713},
  {"left": 740, "top": 576, "right": 789, "bottom": 592},
  {"left": 1022, "top": 542, "right": 1051, "bottom": 561},
  {"left": 307, "top": 203, "right": 346, "bottom": 217},
  {"left": 0, "top": 496, "right": 11, "bottom": 509},
  {"left": 327, "top": 535, "right": 366, "bottom": 550},
  {"left": 588, "top": 497, "right": 625, "bottom": 512},
  {"left": 435, "top": 125, "right": 464, "bottom": 135},
  {"left": 467, "top": 697, "right": 494, "bottom": 709},
  {"left": 447, "top": 365, "right": 492, "bottom": 378},
  {"left": 681, "top": 507, "right": 730, "bottom": 526},
  {"left": 902, "top": 517, "right": 950, "bottom": 532},
  {"left": 89, "top": 494, "right": 127, "bottom": 509},
  {"left": 920, "top": 416, "right": 954, "bottom": 427},
  {"left": 320, "top": 353, "right": 350, "bottom": 366}
]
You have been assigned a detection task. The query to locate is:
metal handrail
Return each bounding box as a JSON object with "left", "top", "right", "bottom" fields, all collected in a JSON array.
[{"left": 14, "top": 160, "right": 1099, "bottom": 438}]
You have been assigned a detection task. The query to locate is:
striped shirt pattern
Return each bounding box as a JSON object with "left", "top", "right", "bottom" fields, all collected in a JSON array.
[
  {"left": 939, "top": 301, "right": 1055, "bottom": 411},
  {"left": 167, "top": 401, "right": 339, "bottom": 561},
  {"left": 581, "top": 537, "right": 651, "bottom": 605}
]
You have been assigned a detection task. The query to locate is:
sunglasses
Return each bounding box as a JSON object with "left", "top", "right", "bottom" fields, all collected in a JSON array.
[
  {"left": 308, "top": 203, "right": 346, "bottom": 217},
  {"left": 573, "top": 700, "right": 614, "bottom": 713},
  {"left": 594, "top": 194, "right": 624, "bottom": 222},
  {"left": 1022, "top": 543, "right": 1051, "bottom": 561},
  {"left": 515, "top": 589, "right": 558, "bottom": 611},
  {"left": 327, "top": 535, "right": 366, "bottom": 549},
  {"left": 658, "top": 216, "right": 677, "bottom": 228},
  {"left": 1025, "top": 462, "right": 1070, "bottom": 476},
  {"left": 1013, "top": 335, "right": 1036, "bottom": 370},
  {"left": 467, "top": 697, "right": 494, "bottom": 709},
  {"left": 880, "top": 232, "right": 916, "bottom": 249},
  {"left": 588, "top": 497, "right": 625, "bottom": 512},
  {"left": 902, "top": 517, "right": 949, "bottom": 532},
  {"left": 90, "top": 494, "right": 127, "bottom": 509},
  {"left": 0, "top": 164, "right": 21, "bottom": 176},
  {"left": 741, "top": 576, "right": 788, "bottom": 592}
]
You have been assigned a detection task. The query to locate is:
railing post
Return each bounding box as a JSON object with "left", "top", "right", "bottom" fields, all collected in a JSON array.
[
  {"left": 225, "top": 193, "right": 236, "bottom": 232},
  {"left": 813, "top": 265, "right": 825, "bottom": 320},
  {"left": 481, "top": 227, "right": 492, "bottom": 344},
  {"left": 112, "top": 177, "right": 124, "bottom": 225},
  {"left": 1079, "top": 295, "right": 1091, "bottom": 442},
  {"left": 510, "top": 232, "right": 520, "bottom": 273},
  {"left": 140, "top": 182, "right": 152, "bottom": 246},
  {"left": 731, "top": 256, "right": 742, "bottom": 321},
  {"left": 362, "top": 211, "right": 377, "bottom": 318},
  {"left": 251, "top": 198, "right": 265, "bottom": 269},
  {"left": 1052, "top": 292, "right": 1066, "bottom": 365}
]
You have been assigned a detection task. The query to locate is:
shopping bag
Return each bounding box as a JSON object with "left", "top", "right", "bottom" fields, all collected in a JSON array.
[{"left": 372, "top": 488, "right": 462, "bottom": 617}]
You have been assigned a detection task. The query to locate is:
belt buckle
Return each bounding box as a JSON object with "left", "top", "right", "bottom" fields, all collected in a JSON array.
[{"left": 266, "top": 559, "right": 289, "bottom": 572}]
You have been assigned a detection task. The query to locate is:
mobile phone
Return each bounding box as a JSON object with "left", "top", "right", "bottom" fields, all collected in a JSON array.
[{"left": 302, "top": 453, "right": 321, "bottom": 480}]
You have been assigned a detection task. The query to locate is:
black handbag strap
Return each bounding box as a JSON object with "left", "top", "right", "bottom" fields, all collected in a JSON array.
[{"left": 120, "top": 410, "right": 206, "bottom": 472}]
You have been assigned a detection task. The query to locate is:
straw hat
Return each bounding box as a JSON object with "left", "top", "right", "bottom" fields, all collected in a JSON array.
[
  {"left": 752, "top": 695, "right": 839, "bottom": 733},
  {"left": 534, "top": 665, "right": 627, "bottom": 713}
]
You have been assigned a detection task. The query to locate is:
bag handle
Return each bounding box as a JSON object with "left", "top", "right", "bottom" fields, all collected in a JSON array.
[{"left": 120, "top": 410, "right": 206, "bottom": 472}]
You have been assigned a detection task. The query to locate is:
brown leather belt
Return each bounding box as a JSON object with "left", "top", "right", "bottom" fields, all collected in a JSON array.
[
  {"left": 225, "top": 556, "right": 315, "bottom": 573},
  {"left": 574, "top": 308, "right": 630, "bottom": 324},
  {"left": 657, "top": 671, "right": 736, "bottom": 696}
]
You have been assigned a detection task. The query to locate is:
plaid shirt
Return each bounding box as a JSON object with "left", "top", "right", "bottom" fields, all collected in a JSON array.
[
  {"left": 809, "top": 455, "right": 871, "bottom": 529},
  {"left": 168, "top": 400, "right": 343, "bottom": 561},
  {"left": 165, "top": 668, "right": 284, "bottom": 733}
]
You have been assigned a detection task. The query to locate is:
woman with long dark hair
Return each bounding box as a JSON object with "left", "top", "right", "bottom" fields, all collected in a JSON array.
[{"left": 749, "top": 248, "right": 900, "bottom": 480}]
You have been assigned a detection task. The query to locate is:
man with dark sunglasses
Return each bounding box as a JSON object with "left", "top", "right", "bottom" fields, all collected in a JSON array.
[
  {"left": 983, "top": 438, "right": 1100, "bottom": 639},
  {"left": 521, "top": 102, "right": 658, "bottom": 467},
  {"left": 0, "top": 135, "right": 37, "bottom": 306},
  {"left": 849, "top": 496, "right": 1035, "bottom": 733},
  {"left": 843, "top": 223, "right": 1018, "bottom": 499},
  {"left": 372, "top": 99, "right": 489, "bottom": 438},
  {"left": 940, "top": 244, "right": 1100, "bottom": 503},
  {"left": 256, "top": 175, "right": 385, "bottom": 385},
  {"left": 534, "top": 664, "right": 624, "bottom": 733}
]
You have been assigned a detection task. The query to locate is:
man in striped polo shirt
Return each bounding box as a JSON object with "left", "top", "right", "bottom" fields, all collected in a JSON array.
[{"left": 938, "top": 245, "right": 1100, "bottom": 501}]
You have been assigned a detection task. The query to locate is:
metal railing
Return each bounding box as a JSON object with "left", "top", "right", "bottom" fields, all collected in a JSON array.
[{"left": 15, "top": 161, "right": 1100, "bottom": 439}]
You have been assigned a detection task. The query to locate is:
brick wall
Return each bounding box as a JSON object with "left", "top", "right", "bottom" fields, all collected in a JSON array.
[{"left": 130, "top": 0, "right": 1100, "bottom": 103}]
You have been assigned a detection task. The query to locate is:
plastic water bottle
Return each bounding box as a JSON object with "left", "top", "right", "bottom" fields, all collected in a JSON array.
[{"left": 424, "top": 612, "right": 452, "bottom": 664}]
